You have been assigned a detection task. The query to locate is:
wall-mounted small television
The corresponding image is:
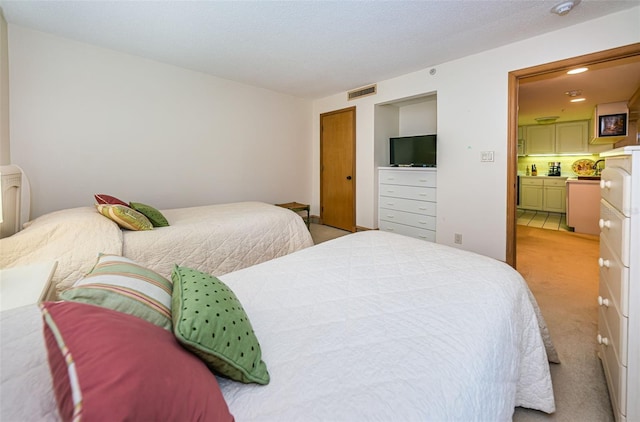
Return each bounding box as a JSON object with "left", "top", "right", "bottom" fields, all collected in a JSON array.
[{"left": 390, "top": 134, "right": 437, "bottom": 167}]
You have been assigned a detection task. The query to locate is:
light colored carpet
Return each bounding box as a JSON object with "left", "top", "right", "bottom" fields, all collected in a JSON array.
[
  {"left": 310, "top": 224, "right": 614, "bottom": 421},
  {"left": 513, "top": 226, "right": 613, "bottom": 421},
  {"left": 309, "top": 222, "right": 351, "bottom": 244}
]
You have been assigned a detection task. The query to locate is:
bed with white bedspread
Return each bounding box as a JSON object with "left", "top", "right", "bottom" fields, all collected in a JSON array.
[
  {"left": 1, "top": 230, "right": 556, "bottom": 421},
  {"left": 0, "top": 201, "right": 313, "bottom": 299}
]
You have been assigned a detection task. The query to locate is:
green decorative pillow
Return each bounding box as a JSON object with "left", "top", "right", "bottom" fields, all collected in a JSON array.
[
  {"left": 96, "top": 204, "right": 153, "bottom": 231},
  {"left": 60, "top": 254, "right": 173, "bottom": 330},
  {"left": 171, "top": 265, "right": 270, "bottom": 385},
  {"left": 129, "top": 202, "right": 170, "bottom": 227}
]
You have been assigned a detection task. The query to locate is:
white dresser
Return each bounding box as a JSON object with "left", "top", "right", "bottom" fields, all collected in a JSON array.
[
  {"left": 378, "top": 167, "right": 436, "bottom": 242},
  {"left": 597, "top": 146, "right": 639, "bottom": 422}
]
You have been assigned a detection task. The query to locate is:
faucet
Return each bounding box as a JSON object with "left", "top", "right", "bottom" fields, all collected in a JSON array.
[{"left": 593, "top": 159, "right": 605, "bottom": 176}]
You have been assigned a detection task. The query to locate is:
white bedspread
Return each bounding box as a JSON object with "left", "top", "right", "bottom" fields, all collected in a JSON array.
[
  {"left": 0, "top": 202, "right": 312, "bottom": 299},
  {"left": 0, "top": 207, "right": 123, "bottom": 298},
  {"left": 123, "top": 201, "right": 313, "bottom": 281},
  {"left": 218, "top": 231, "right": 556, "bottom": 421},
  {"left": 0, "top": 231, "right": 555, "bottom": 421}
]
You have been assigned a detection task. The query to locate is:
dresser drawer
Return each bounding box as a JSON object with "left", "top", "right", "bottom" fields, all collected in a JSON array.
[
  {"left": 598, "top": 281, "right": 628, "bottom": 366},
  {"left": 379, "top": 196, "right": 436, "bottom": 216},
  {"left": 379, "top": 170, "right": 436, "bottom": 187},
  {"left": 379, "top": 209, "right": 436, "bottom": 231},
  {"left": 600, "top": 199, "right": 630, "bottom": 267},
  {"left": 521, "top": 177, "right": 543, "bottom": 186},
  {"left": 599, "top": 236, "right": 630, "bottom": 317},
  {"left": 379, "top": 184, "right": 436, "bottom": 201},
  {"left": 378, "top": 220, "right": 436, "bottom": 242},
  {"left": 600, "top": 167, "right": 631, "bottom": 217},
  {"left": 544, "top": 178, "right": 566, "bottom": 187},
  {"left": 605, "top": 156, "right": 632, "bottom": 174},
  {"left": 598, "top": 308, "right": 627, "bottom": 417}
]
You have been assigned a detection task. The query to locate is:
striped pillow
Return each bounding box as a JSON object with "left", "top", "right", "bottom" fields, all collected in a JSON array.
[
  {"left": 60, "top": 254, "right": 173, "bottom": 330},
  {"left": 96, "top": 204, "right": 153, "bottom": 231}
]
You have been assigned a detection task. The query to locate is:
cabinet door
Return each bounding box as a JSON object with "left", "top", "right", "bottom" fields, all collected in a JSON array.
[
  {"left": 521, "top": 185, "right": 544, "bottom": 210},
  {"left": 525, "top": 125, "right": 556, "bottom": 154},
  {"left": 544, "top": 186, "right": 566, "bottom": 212},
  {"left": 556, "top": 121, "right": 588, "bottom": 153}
]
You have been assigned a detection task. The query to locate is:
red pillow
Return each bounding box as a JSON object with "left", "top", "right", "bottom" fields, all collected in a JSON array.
[
  {"left": 94, "top": 193, "right": 129, "bottom": 207},
  {"left": 41, "top": 301, "right": 234, "bottom": 422}
]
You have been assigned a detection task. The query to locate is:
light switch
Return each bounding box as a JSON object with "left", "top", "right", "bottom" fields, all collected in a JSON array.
[{"left": 481, "top": 151, "right": 495, "bottom": 162}]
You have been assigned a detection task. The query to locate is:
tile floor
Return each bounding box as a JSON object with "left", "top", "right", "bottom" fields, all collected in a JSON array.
[{"left": 517, "top": 209, "right": 571, "bottom": 231}]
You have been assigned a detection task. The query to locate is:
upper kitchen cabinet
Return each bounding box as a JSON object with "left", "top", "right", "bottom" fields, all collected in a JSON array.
[
  {"left": 556, "top": 121, "right": 589, "bottom": 152},
  {"left": 525, "top": 124, "right": 555, "bottom": 154},
  {"left": 524, "top": 120, "right": 590, "bottom": 154}
]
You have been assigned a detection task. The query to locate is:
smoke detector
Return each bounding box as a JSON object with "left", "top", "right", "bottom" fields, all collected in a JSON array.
[{"left": 551, "top": 0, "right": 581, "bottom": 15}]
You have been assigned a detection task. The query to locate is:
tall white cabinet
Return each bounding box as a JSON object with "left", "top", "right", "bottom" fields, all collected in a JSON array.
[
  {"left": 378, "top": 168, "right": 436, "bottom": 242},
  {"left": 597, "top": 146, "right": 639, "bottom": 422}
]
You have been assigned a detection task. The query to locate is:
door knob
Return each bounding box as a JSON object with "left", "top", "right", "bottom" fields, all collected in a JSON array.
[{"left": 346, "top": 176, "right": 352, "bottom": 180}]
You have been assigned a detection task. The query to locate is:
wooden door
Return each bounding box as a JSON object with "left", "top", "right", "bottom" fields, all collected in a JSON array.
[{"left": 320, "top": 107, "right": 356, "bottom": 232}]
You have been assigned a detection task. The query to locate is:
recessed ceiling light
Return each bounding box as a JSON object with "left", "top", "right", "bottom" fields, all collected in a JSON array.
[
  {"left": 570, "top": 98, "right": 586, "bottom": 103},
  {"left": 551, "top": 0, "right": 581, "bottom": 15},
  {"left": 565, "top": 89, "right": 583, "bottom": 97},
  {"left": 567, "top": 67, "right": 588, "bottom": 75}
]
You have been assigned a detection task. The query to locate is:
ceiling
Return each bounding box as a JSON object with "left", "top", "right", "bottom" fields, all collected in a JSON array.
[
  {"left": 1, "top": 0, "right": 638, "bottom": 101},
  {"left": 518, "top": 55, "right": 640, "bottom": 126}
]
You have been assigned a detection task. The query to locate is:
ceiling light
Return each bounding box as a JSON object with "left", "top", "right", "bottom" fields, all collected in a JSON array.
[
  {"left": 535, "top": 116, "right": 560, "bottom": 124},
  {"left": 570, "top": 98, "right": 586, "bottom": 103},
  {"left": 565, "top": 89, "right": 582, "bottom": 97},
  {"left": 567, "top": 67, "right": 588, "bottom": 75},
  {"left": 551, "top": 0, "right": 581, "bottom": 15}
]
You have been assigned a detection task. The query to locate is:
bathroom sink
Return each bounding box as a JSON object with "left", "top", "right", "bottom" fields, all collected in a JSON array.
[{"left": 577, "top": 176, "right": 601, "bottom": 180}]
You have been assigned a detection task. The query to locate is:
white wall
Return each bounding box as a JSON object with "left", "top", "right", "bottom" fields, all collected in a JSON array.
[
  {"left": 398, "top": 99, "right": 437, "bottom": 137},
  {"left": 312, "top": 7, "right": 640, "bottom": 261},
  {"left": 8, "top": 25, "right": 313, "bottom": 219},
  {"left": 0, "top": 10, "right": 9, "bottom": 165}
]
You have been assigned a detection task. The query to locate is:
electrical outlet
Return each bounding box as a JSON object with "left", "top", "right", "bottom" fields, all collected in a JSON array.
[{"left": 454, "top": 233, "right": 462, "bottom": 244}]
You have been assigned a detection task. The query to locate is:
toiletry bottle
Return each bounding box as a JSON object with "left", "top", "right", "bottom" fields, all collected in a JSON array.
[
  {"left": 531, "top": 164, "right": 537, "bottom": 176},
  {"left": 526, "top": 165, "right": 530, "bottom": 176}
]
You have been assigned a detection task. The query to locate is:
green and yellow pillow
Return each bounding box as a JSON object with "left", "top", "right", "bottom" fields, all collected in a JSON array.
[{"left": 96, "top": 204, "right": 153, "bottom": 231}]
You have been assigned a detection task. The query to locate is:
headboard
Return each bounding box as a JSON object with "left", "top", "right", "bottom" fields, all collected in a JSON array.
[{"left": 0, "top": 165, "right": 30, "bottom": 238}]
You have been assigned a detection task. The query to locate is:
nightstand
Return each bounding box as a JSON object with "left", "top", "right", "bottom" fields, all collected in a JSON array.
[
  {"left": 0, "top": 261, "right": 58, "bottom": 311},
  {"left": 275, "top": 202, "right": 310, "bottom": 229}
]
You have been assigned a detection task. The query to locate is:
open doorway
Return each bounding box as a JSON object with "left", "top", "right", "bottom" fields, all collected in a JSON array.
[{"left": 506, "top": 43, "right": 640, "bottom": 267}]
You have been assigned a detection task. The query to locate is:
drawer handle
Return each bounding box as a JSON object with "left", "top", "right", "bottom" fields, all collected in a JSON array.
[
  {"left": 418, "top": 207, "right": 427, "bottom": 211},
  {"left": 419, "top": 179, "right": 427, "bottom": 182},
  {"left": 386, "top": 202, "right": 395, "bottom": 206},
  {"left": 386, "top": 215, "right": 395, "bottom": 219},
  {"left": 419, "top": 193, "right": 427, "bottom": 197},
  {"left": 598, "top": 257, "right": 610, "bottom": 268},
  {"left": 598, "top": 219, "right": 611, "bottom": 229},
  {"left": 598, "top": 296, "right": 610, "bottom": 307},
  {"left": 387, "top": 190, "right": 395, "bottom": 194},
  {"left": 387, "top": 177, "right": 395, "bottom": 181},
  {"left": 418, "top": 221, "right": 427, "bottom": 225},
  {"left": 600, "top": 179, "right": 612, "bottom": 189},
  {"left": 597, "top": 334, "right": 609, "bottom": 346}
]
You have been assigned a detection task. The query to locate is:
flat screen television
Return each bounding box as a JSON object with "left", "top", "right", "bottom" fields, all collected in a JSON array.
[{"left": 390, "top": 134, "right": 437, "bottom": 167}]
